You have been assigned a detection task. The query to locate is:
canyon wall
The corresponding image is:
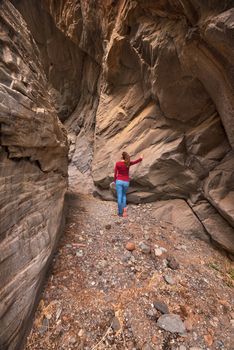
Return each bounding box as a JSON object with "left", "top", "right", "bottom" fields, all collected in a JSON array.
[
  {"left": 0, "top": 0, "right": 233, "bottom": 348},
  {"left": 26, "top": 0, "right": 233, "bottom": 255},
  {"left": 0, "top": 1, "right": 68, "bottom": 349},
  {"left": 12, "top": 0, "right": 234, "bottom": 254}
]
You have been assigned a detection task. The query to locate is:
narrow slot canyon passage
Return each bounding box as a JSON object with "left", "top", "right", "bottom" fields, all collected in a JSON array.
[
  {"left": 25, "top": 192, "right": 233, "bottom": 350},
  {"left": 1, "top": 1, "right": 234, "bottom": 350}
]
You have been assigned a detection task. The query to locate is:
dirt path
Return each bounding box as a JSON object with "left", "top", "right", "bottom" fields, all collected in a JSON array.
[{"left": 26, "top": 193, "right": 233, "bottom": 350}]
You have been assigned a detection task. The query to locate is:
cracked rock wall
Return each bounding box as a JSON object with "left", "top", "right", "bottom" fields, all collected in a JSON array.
[
  {"left": 0, "top": 1, "right": 68, "bottom": 349},
  {"left": 12, "top": 0, "right": 234, "bottom": 256}
]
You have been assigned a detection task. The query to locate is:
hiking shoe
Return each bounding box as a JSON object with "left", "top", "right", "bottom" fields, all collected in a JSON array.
[{"left": 123, "top": 208, "right": 127, "bottom": 217}]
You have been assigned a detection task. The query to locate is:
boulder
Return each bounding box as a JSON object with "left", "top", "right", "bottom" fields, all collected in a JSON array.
[{"left": 150, "top": 200, "right": 208, "bottom": 241}]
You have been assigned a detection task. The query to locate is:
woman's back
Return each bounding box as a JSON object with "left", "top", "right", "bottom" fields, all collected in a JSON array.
[
  {"left": 114, "top": 158, "right": 142, "bottom": 182},
  {"left": 115, "top": 161, "right": 129, "bottom": 181}
]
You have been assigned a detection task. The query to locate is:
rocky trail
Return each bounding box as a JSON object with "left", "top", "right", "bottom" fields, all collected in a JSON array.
[{"left": 26, "top": 193, "right": 234, "bottom": 350}]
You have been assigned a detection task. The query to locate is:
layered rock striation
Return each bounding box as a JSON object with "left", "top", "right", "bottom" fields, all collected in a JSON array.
[
  {"left": 0, "top": 0, "right": 233, "bottom": 347},
  {"left": 12, "top": 0, "right": 234, "bottom": 255},
  {"left": 0, "top": 1, "right": 68, "bottom": 349}
]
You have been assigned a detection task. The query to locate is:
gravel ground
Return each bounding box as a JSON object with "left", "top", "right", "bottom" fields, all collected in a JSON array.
[{"left": 25, "top": 193, "right": 234, "bottom": 350}]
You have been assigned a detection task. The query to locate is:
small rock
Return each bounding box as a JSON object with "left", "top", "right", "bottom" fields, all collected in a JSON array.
[
  {"left": 204, "top": 334, "right": 213, "bottom": 346},
  {"left": 66, "top": 244, "right": 72, "bottom": 248},
  {"left": 146, "top": 309, "right": 157, "bottom": 318},
  {"left": 45, "top": 313, "right": 52, "bottom": 320},
  {"left": 135, "top": 265, "right": 141, "bottom": 272},
  {"left": 111, "top": 316, "right": 121, "bottom": 332},
  {"left": 176, "top": 245, "right": 187, "bottom": 251},
  {"left": 230, "top": 319, "right": 234, "bottom": 327},
  {"left": 164, "top": 275, "right": 175, "bottom": 285},
  {"left": 78, "top": 329, "right": 84, "bottom": 337},
  {"left": 144, "top": 233, "right": 150, "bottom": 240},
  {"left": 126, "top": 242, "right": 136, "bottom": 251},
  {"left": 157, "top": 314, "right": 186, "bottom": 334},
  {"left": 139, "top": 241, "right": 151, "bottom": 254},
  {"left": 76, "top": 249, "right": 84, "bottom": 257},
  {"left": 55, "top": 306, "right": 62, "bottom": 321},
  {"left": 39, "top": 318, "right": 49, "bottom": 334},
  {"left": 154, "top": 248, "right": 163, "bottom": 257},
  {"left": 167, "top": 256, "right": 180, "bottom": 270},
  {"left": 189, "top": 348, "right": 202, "bottom": 350},
  {"left": 105, "top": 224, "right": 111, "bottom": 230},
  {"left": 153, "top": 301, "right": 169, "bottom": 314},
  {"left": 69, "top": 336, "right": 77, "bottom": 344}
]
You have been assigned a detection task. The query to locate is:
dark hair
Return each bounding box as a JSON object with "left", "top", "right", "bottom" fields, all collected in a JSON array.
[{"left": 122, "top": 151, "right": 130, "bottom": 167}]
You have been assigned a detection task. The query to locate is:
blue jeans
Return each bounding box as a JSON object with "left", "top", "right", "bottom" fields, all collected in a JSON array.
[{"left": 116, "top": 180, "right": 129, "bottom": 215}]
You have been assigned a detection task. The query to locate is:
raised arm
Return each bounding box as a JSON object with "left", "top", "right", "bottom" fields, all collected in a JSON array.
[{"left": 130, "top": 156, "right": 143, "bottom": 166}]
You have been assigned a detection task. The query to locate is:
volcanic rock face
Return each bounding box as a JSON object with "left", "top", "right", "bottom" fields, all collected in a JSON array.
[
  {"left": 0, "top": 1, "right": 68, "bottom": 349},
  {"left": 11, "top": 0, "right": 233, "bottom": 255}
]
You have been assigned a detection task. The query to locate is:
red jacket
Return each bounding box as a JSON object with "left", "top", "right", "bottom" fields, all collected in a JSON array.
[{"left": 114, "top": 158, "right": 142, "bottom": 182}]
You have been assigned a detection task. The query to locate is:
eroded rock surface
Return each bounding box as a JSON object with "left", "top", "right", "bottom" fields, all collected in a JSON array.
[
  {"left": 1, "top": 0, "right": 233, "bottom": 348},
  {"left": 0, "top": 1, "right": 68, "bottom": 349},
  {"left": 11, "top": 0, "right": 233, "bottom": 253}
]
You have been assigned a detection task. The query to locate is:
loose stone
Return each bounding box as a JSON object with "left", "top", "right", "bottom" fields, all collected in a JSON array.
[
  {"left": 153, "top": 301, "right": 169, "bottom": 314},
  {"left": 164, "top": 275, "right": 175, "bottom": 285},
  {"left": 154, "top": 248, "right": 163, "bottom": 256},
  {"left": 139, "top": 241, "right": 151, "bottom": 254},
  {"left": 111, "top": 316, "right": 121, "bottom": 332},
  {"left": 167, "top": 256, "right": 180, "bottom": 270},
  {"left": 126, "top": 242, "right": 136, "bottom": 251},
  {"left": 157, "top": 314, "right": 186, "bottom": 334},
  {"left": 76, "top": 250, "right": 84, "bottom": 257}
]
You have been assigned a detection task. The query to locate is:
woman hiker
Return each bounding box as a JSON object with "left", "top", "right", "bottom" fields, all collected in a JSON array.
[{"left": 114, "top": 151, "right": 143, "bottom": 217}]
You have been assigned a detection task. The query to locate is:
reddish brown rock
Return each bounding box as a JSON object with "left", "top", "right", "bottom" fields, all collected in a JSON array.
[{"left": 126, "top": 242, "right": 136, "bottom": 251}]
